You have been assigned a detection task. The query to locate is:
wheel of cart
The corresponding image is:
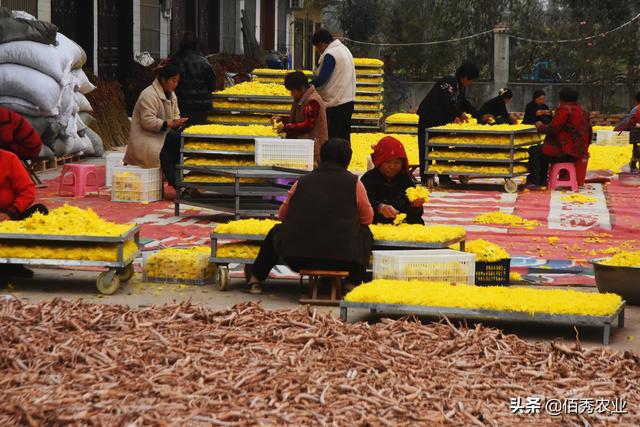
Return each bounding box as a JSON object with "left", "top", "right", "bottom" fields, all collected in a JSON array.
[
  {"left": 214, "top": 264, "right": 230, "bottom": 291},
  {"left": 97, "top": 269, "right": 121, "bottom": 295},
  {"left": 504, "top": 178, "right": 518, "bottom": 193}
]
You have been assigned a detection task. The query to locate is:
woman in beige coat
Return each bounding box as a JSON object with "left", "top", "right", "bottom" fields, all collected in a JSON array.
[{"left": 124, "top": 64, "right": 188, "bottom": 168}]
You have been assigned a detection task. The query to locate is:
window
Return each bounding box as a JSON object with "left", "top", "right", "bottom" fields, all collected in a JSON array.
[{"left": 140, "top": 0, "right": 161, "bottom": 58}]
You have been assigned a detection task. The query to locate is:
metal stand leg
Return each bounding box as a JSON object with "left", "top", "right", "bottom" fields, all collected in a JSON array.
[
  {"left": 175, "top": 202, "right": 180, "bottom": 216},
  {"left": 340, "top": 306, "right": 348, "bottom": 321},
  {"left": 618, "top": 309, "right": 625, "bottom": 329},
  {"left": 603, "top": 323, "right": 611, "bottom": 345}
]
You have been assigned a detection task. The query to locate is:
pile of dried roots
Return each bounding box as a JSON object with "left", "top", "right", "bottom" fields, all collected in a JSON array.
[{"left": 0, "top": 299, "right": 638, "bottom": 426}]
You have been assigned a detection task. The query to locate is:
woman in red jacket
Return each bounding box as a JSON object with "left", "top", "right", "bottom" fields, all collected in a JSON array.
[
  {"left": 526, "top": 87, "right": 592, "bottom": 187},
  {"left": 0, "top": 149, "right": 48, "bottom": 219},
  {"left": 0, "top": 149, "right": 48, "bottom": 278}
]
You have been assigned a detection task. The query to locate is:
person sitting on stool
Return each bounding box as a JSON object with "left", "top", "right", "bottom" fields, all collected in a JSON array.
[
  {"left": 246, "top": 138, "right": 374, "bottom": 294},
  {"left": 526, "top": 87, "right": 592, "bottom": 188}
]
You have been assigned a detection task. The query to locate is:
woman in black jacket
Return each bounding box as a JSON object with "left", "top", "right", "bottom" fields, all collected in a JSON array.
[
  {"left": 478, "top": 88, "right": 517, "bottom": 125},
  {"left": 522, "top": 89, "right": 552, "bottom": 128},
  {"left": 170, "top": 31, "right": 217, "bottom": 124}
]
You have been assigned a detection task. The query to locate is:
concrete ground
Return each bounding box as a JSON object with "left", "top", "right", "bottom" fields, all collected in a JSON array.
[{"left": 2, "top": 268, "right": 638, "bottom": 353}]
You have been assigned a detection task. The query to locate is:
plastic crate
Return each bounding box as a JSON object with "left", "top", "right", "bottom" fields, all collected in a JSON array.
[
  {"left": 475, "top": 259, "right": 510, "bottom": 286},
  {"left": 111, "top": 166, "right": 162, "bottom": 202},
  {"left": 142, "top": 249, "right": 214, "bottom": 285},
  {"left": 105, "top": 152, "right": 126, "bottom": 186},
  {"left": 255, "top": 138, "right": 315, "bottom": 170},
  {"left": 372, "top": 249, "right": 476, "bottom": 284},
  {"left": 595, "top": 130, "right": 629, "bottom": 146}
]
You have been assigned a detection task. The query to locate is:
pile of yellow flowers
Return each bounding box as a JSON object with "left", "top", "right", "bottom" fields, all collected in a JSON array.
[
  {"left": 252, "top": 68, "right": 313, "bottom": 76},
  {"left": 0, "top": 204, "right": 133, "bottom": 236},
  {"left": 354, "top": 58, "right": 384, "bottom": 68},
  {"left": 184, "top": 141, "right": 255, "bottom": 152},
  {"left": 184, "top": 156, "right": 254, "bottom": 167},
  {"left": 144, "top": 246, "right": 214, "bottom": 281},
  {"left": 356, "top": 77, "right": 384, "bottom": 84},
  {"left": 0, "top": 241, "right": 138, "bottom": 262},
  {"left": 464, "top": 239, "right": 509, "bottom": 262},
  {"left": 429, "top": 149, "right": 529, "bottom": 161},
  {"left": 349, "top": 133, "right": 418, "bottom": 171},
  {"left": 592, "top": 125, "right": 614, "bottom": 132},
  {"left": 353, "top": 112, "right": 384, "bottom": 119},
  {"left": 433, "top": 123, "right": 536, "bottom": 132},
  {"left": 183, "top": 174, "right": 265, "bottom": 184},
  {"left": 185, "top": 124, "right": 278, "bottom": 137},
  {"left": 370, "top": 224, "right": 465, "bottom": 243},
  {"left": 355, "top": 103, "right": 383, "bottom": 111},
  {"left": 600, "top": 251, "right": 640, "bottom": 267},
  {"left": 406, "top": 186, "right": 429, "bottom": 203},
  {"left": 215, "top": 101, "right": 290, "bottom": 113},
  {"left": 357, "top": 88, "right": 384, "bottom": 95},
  {"left": 208, "top": 114, "right": 271, "bottom": 125},
  {"left": 216, "top": 243, "right": 261, "bottom": 260},
  {"left": 344, "top": 280, "right": 622, "bottom": 316},
  {"left": 356, "top": 94, "right": 383, "bottom": 101},
  {"left": 385, "top": 125, "right": 416, "bottom": 133},
  {"left": 214, "top": 81, "right": 291, "bottom": 97},
  {"left": 561, "top": 193, "right": 598, "bottom": 204},
  {"left": 214, "top": 218, "right": 281, "bottom": 235},
  {"left": 429, "top": 134, "right": 540, "bottom": 146},
  {"left": 588, "top": 145, "right": 633, "bottom": 172},
  {"left": 386, "top": 113, "right": 419, "bottom": 125},
  {"left": 0, "top": 205, "right": 137, "bottom": 262},
  {"left": 474, "top": 211, "right": 539, "bottom": 229},
  {"left": 430, "top": 163, "right": 528, "bottom": 175}
]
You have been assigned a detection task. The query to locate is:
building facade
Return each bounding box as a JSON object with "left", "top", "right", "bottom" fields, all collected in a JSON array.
[{"left": 0, "top": 0, "right": 323, "bottom": 79}]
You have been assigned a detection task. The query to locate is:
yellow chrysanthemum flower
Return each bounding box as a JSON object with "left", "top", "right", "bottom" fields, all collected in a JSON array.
[
  {"left": 345, "top": 280, "right": 622, "bottom": 316},
  {"left": 464, "top": 239, "right": 509, "bottom": 262}
]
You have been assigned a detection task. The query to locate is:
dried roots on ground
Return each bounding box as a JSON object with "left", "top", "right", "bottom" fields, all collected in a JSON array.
[{"left": 0, "top": 299, "right": 638, "bottom": 426}]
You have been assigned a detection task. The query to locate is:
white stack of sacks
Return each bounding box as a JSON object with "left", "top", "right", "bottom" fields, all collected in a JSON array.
[{"left": 0, "top": 11, "right": 103, "bottom": 158}]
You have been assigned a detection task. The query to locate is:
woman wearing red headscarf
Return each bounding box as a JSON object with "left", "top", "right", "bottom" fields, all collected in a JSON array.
[{"left": 361, "top": 136, "right": 425, "bottom": 224}]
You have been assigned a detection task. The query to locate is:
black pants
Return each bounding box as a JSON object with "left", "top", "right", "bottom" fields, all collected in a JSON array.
[
  {"left": 251, "top": 226, "right": 365, "bottom": 285},
  {"left": 418, "top": 117, "right": 450, "bottom": 183},
  {"left": 326, "top": 101, "right": 354, "bottom": 141},
  {"left": 526, "top": 145, "right": 577, "bottom": 186},
  {"left": 160, "top": 129, "right": 182, "bottom": 188}
]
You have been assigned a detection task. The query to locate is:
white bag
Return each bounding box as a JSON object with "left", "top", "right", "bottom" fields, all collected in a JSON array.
[
  {"left": 0, "top": 96, "right": 42, "bottom": 116},
  {"left": 74, "top": 92, "right": 93, "bottom": 112},
  {"left": 0, "top": 33, "right": 84, "bottom": 82},
  {"left": 65, "top": 135, "right": 94, "bottom": 155},
  {"left": 0, "top": 64, "right": 64, "bottom": 113},
  {"left": 71, "top": 69, "right": 96, "bottom": 94}
]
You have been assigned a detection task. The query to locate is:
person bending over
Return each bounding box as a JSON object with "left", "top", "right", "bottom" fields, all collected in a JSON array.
[
  {"left": 361, "top": 136, "right": 425, "bottom": 225},
  {"left": 478, "top": 88, "right": 518, "bottom": 125},
  {"left": 247, "top": 138, "right": 374, "bottom": 294}
]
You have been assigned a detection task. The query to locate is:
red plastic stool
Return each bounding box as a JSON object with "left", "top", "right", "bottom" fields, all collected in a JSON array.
[
  {"left": 58, "top": 164, "right": 101, "bottom": 197},
  {"left": 574, "top": 157, "right": 589, "bottom": 187},
  {"left": 548, "top": 162, "right": 578, "bottom": 192}
]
